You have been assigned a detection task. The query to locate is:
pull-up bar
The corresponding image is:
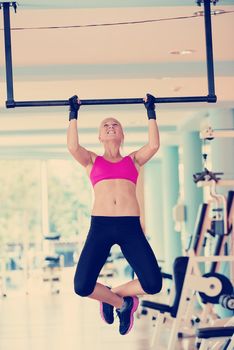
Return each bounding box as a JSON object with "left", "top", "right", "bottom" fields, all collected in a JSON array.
[
  {"left": 5, "top": 96, "right": 216, "bottom": 108},
  {"left": 1, "top": 1, "right": 217, "bottom": 108}
]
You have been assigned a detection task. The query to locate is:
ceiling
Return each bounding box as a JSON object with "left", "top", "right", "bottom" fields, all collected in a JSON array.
[{"left": 0, "top": 0, "right": 234, "bottom": 159}]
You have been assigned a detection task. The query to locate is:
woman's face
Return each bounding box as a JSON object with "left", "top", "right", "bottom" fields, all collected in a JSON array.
[{"left": 99, "top": 118, "right": 124, "bottom": 145}]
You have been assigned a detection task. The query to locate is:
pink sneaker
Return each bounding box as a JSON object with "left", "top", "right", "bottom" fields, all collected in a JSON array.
[
  {"left": 116, "top": 296, "right": 139, "bottom": 335},
  {"left": 100, "top": 301, "right": 114, "bottom": 324}
]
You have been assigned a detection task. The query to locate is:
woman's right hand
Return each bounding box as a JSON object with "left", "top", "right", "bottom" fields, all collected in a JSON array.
[
  {"left": 69, "top": 95, "right": 81, "bottom": 121},
  {"left": 143, "top": 93, "right": 156, "bottom": 120}
]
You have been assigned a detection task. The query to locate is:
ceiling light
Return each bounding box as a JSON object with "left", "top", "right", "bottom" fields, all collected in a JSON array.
[
  {"left": 172, "top": 86, "right": 182, "bottom": 92},
  {"left": 170, "top": 49, "right": 195, "bottom": 55}
]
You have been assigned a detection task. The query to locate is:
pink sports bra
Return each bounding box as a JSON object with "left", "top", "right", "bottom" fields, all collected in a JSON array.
[{"left": 90, "top": 156, "right": 139, "bottom": 187}]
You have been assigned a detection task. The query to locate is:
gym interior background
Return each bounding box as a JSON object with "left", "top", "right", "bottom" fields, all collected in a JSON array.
[{"left": 0, "top": 1, "right": 233, "bottom": 349}]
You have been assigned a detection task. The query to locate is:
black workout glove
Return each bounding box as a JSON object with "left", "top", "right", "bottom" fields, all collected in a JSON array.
[
  {"left": 68, "top": 95, "right": 80, "bottom": 121},
  {"left": 144, "top": 93, "right": 156, "bottom": 120}
]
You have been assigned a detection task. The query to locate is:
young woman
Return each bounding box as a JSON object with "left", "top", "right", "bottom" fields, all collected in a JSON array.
[{"left": 67, "top": 94, "right": 162, "bottom": 336}]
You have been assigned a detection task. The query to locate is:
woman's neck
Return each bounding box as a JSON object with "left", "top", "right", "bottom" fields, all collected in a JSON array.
[{"left": 103, "top": 143, "right": 122, "bottom": 160}]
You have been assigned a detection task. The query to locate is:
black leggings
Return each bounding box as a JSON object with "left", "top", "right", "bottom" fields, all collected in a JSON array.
[{"left": 74, "top": 216, "right": 162, "bottom": 297}]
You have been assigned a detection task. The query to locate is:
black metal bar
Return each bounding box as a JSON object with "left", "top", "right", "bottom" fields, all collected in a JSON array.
[
  {"left": 210, "top": 236, "right": 223, "bottom": 273},
  {"left": 2, "top": 2, "right": 14, "bottom": 104},
  {"left": 5, "top": 95, "right": 216, "bottom": 108},
  {"left": 1, "top": 1, "right": 217, "bottom": 109},
  {"left": 203, "top": 0, "right": 216, "bottom": 97}
]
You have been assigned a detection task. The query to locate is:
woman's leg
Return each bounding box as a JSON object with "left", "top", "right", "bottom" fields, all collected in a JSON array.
[
  {"left": 89, "top": 282, "right": 124, "bottom": 308},
  {"left": 74, "top": 216, "right": 124, "bottom": 308},
  {"left": 111, "top": 278, "right": 146, "bottom": 297},
  {"left": 118, "top": 217, "right": 163, "bottom": 296}
]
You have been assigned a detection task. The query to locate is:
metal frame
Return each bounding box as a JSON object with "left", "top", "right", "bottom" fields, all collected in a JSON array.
[
  {"left": 148, "top": 255, "right": 234, "bottom": 350},
  {"left": 1, "top": 1, "right": 217, "bottom": 108},
  {"left": 200, "top": 126, "right": 234, "bottom": 139},
  {"left": 197, "top": 180, "right": 234, "bottom": 187}
]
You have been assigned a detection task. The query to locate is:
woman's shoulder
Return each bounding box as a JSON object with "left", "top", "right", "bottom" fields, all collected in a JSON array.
[
  {"left": 127, "top": 151, "right": 138, "bottom": 163},
  {"left": 85, "top": 151, "right": 99, "bottom": 177},
  {"left": 127, "top": 151, "right": 141, "bottom": 171},
  {"left": 89, "top": 151, "right": 99, "bottom": 164}
]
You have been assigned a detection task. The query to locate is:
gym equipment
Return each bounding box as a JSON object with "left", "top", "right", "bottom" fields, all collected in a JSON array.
[
  {"left": 0, "top": 1, "right": 217, "bottom": 108},
  {"left": 196, "top": 306, "right": 234, "bottom": 350},
  {"left": 42, "top": 233, "right": 64, "bottom": 294},
  {"left": 193, "top": 87, "right": 234, "bottom": 350},
  {"left": 142, "top": 185, "right": 234, "bottom": 349},
  {"left": 200, "top": 126, "right": 234, "bottom": 140},
  {"left": 0, "top": 256, "right": 7, "bottom": 298},
  {"left": 198, "top": 272, "right": 233, "bottom": 304},
  {"left": 186, "top": 202, "right": 210, "bottom": 255},
  {"left": 193, "top": 169, "right": 233, "bottom": 273},
  {"left": 140, "top": 188, "right": 234, "bottom": 343},
  {"left": 219, "top": 294, "right": 234, "bottom": 311},
  {"left": 193, "top": 168, "right": 223, "bottom": 184},
  {"left": 141, "top": 255, "right": 234, "bottom": 350},
  {"left": 196, "top": 326, "right": 234, "bottom": 350},
  {"left": 140, "top": 189, "right": 233, "bottom": 344}
]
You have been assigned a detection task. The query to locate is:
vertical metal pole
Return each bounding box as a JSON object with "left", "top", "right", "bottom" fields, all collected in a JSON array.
[
  {"left": 3, "top": 2, "right": 14, "bottom": 104},
  {"left": 41, "top": 160, "right": 49, "bottom": 236},
  {"left": 203, "top": 0, "right": 216, "bottom": 97}
]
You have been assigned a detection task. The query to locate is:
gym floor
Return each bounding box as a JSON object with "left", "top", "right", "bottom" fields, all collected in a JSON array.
[{"left": 0, "top": 268, "right": 195, "bottom": 350}]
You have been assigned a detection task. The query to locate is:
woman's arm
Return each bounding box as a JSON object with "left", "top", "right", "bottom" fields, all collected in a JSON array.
[
  {"left": 67, "top": 96, "right": 94, "bottom": 167},
  {"left": 130, "top": 94, "right": 160, "bottom": 166}
]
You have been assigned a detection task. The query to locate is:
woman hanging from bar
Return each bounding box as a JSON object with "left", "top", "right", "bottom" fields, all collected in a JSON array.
[{"left": 67, "top": 94, "right": 162, "bottom": 336}]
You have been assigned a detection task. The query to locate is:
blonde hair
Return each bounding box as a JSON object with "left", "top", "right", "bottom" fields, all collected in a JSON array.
[
  {"left": 99, "top": 118, "right": 124, "bottom": 142},
  {"left": 99, "top": 117, "right": 122, "bottom": 131}
]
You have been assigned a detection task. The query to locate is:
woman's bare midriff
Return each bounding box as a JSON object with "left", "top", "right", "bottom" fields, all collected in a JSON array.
[{"left": 91, "top": 179, "right": 140, "bottom": 216}]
